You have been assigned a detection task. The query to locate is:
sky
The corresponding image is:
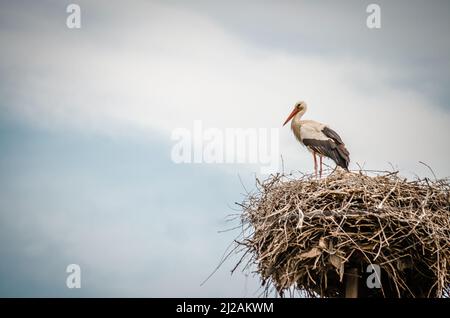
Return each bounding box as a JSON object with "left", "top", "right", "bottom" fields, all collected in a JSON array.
[{"left": 0, "top": 0, "right": 449, "bottom": 297}]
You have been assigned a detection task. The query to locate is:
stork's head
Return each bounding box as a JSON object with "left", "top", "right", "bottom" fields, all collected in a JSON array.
[{"left": 283, "top": 101, "right": 307, "bottom": 126}]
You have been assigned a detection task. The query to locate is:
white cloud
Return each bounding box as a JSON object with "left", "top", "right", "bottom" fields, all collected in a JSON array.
[{"left": 1, "top": 1, "right": 448, "bottom": 177}]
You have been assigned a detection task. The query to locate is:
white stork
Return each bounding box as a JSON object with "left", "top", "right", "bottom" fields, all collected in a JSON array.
[{"left": 283, "top": 101, "right": 350, "bottom": 177}]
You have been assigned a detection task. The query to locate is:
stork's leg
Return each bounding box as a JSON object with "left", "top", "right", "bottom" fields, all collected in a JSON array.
[
  {"left": 313, "top": 152, "right": 318, "bottom": 178},
  {"left": 319, "top": 156, "right": 323, "bottom": 178}
]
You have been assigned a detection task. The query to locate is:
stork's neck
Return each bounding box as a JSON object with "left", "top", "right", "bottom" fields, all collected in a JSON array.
[{"left": 291, "top": 110, "right": 305, "bottom": 129}]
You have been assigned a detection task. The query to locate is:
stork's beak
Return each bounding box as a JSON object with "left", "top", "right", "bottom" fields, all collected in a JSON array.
[{"left": 283, "top": 108, "right": 299, "bottom": 126}]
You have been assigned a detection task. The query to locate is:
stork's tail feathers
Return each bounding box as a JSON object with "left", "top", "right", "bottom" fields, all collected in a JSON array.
[{"left": 336, "top": 144, "right": 350, "bottom": 171}]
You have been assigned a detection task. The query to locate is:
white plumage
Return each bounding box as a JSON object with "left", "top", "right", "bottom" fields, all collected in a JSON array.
[{"left": 283, "top": 101, "right": 350, "bottom": 177}]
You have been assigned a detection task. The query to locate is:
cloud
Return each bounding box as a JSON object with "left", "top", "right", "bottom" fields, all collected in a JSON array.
[{"left": 1, "top": 0, "right": 448, "bottom": 177}]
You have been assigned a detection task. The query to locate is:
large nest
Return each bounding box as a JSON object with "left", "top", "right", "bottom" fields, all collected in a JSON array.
[{"left": 235, "top": 170, "right": 450, "bottom": 298}]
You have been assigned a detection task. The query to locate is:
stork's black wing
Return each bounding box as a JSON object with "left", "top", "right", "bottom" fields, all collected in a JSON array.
[
  {"left": 322, "top": 127, "right": 344, "bottom": 145},
  {"left": 303, "top": 126, "right": 350, "bottom": 170}
]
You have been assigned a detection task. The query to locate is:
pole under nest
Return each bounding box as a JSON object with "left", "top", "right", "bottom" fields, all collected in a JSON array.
[{"left": 345, "top": 267, "right": 359, "bottom": 298}]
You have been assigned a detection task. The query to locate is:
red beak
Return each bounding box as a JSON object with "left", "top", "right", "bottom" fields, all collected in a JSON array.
[{"left": 283, "top": 108, "right": 299, "bottom": 126}]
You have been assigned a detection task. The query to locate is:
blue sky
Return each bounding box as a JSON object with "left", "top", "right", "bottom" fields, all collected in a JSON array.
[
  {"left": 0, "top": 114, "right": 255, "bottom": 296},
  {"left": 0, "top": 0, "right": 449, "bottom": 297}
]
